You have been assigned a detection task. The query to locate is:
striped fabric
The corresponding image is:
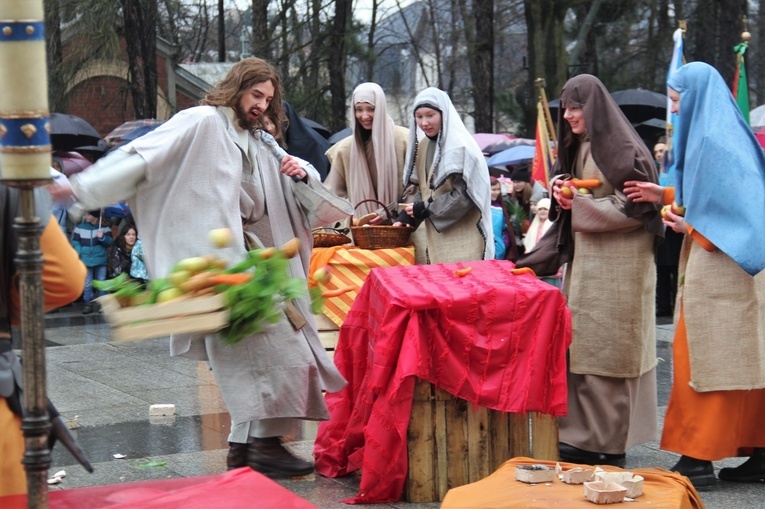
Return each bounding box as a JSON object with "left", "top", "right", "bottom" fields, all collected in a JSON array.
[{"left": 310, "top": 246, "right": 415, "bottom": 327}]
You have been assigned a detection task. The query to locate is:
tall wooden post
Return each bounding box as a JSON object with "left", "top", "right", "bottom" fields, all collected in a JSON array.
[{"left": 0, "top": 2, "right": 53, "bottom": 507}]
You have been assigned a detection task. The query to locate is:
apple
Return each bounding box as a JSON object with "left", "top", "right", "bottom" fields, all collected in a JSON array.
[
  {"left": 560, "top": 186, "right": 574, "bottom": 199},
  {"left": 661, "top": 205, "right": 671, "bottom": 218},
  {"left": 168, "top": 269, "right": 191, "bottom": 287},
  {"left": 156, "top": 287, "right": 184, "bottom": 303},
  {"left": 671, "top": 202, "right": 686, "bottom": 216},
  {"left": 577, "top": 187, "right": 592, "bottom": 195},
  {"left": 174, "top": 256, "right": 210, "bottom": 273},
  {"left": 313, "top": 266, "right": 331, "bottom": 285},
  {"left": 208, "top": 227, "right": 235, "bottom": 248}
]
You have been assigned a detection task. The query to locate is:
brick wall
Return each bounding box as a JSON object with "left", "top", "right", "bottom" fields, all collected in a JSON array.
[{"left": 62, "top": 37, "right": 199, "bottom": 136}]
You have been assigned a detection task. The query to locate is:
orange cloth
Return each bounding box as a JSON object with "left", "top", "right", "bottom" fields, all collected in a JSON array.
[
  {"left": 660, "top": 306, "right": 765, "bottom": 460},
  {"left": 308, "top": 246, "right": 415, "bottom": 326},
  {"left": 10, "top": 216, "right": 85, "bottom": 325},
  {"left": 662, "top": 186, "right": 675, "bottom": 205},
  {"left": 441, "top": 457, "right": 705, "bottom": 509},
  {"left": 0, "top": 398, "right": 25, "bottom": 497}
]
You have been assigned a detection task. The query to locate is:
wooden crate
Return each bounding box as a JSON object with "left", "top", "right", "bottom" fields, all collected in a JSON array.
[
  {"left": 405, "top": 379, "right": 559, "bottom": 502},
  {"left": 314, "top": 313, "right": 339, "bottom": 360},
  {"left": 98, "top": 293, "right": 229, "bottom": 342}
]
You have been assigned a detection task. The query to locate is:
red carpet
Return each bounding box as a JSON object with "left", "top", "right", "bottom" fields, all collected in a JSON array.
[{"left": 0, "top": 468, "right": 316, "bottom": 508}]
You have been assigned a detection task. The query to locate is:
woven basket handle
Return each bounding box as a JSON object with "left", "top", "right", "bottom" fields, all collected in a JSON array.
[
  {"left": 312, "top": 226, "right": 350, "bottom": 235},
  {"left": 354, "top": 198, "right": 394, "bottom": 221}
]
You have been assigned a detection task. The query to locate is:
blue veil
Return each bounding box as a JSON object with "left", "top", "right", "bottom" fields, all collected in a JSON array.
[{"left": 668, "top": 62, "right": 765, "bottom": 276}]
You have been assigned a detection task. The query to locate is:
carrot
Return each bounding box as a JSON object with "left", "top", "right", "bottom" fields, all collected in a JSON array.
[
  {"left": 179, "top": 271, "right": 218, "bottom": 293},
  {"left": 322, "top": 286, "right": 358, "bottom": 298},
  {"left": 571, "top": 178, "right": 601, "bottom": 189},
  {"left": 454, "top": 267, "right": 473, "bottom": 277},
  {"left": 209, "top": 273, "right": 253, "bottom": 286},
  {"left": 279, "top": 238, "right": 302, "bottom": 258},
  {"left": 511, "top": 267, "right": 537, "bottom": 277}
]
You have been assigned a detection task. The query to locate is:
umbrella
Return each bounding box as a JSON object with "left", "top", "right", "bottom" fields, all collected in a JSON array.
[
  {"left": 102, "top": 202, "right": 131, "bottom": 218},
  {"left": 105, "top": 119, "right": 164, "bottom": 147},
  {"left": 472, "top": 133, "right": 513, "bottom": 151},
  {"left": 52, "top": 151, "right": 92, "bottom": 177},
  {"left": 633, "top": 118, "right": 667, "bottom": 145},
  {"left": 750, "top": 105, "right": 765, "bottom": 128},
  {"left": 610, "top": 89, "right": 667, "bottom": 124},
  {"left": 487, "top": 145, "right": 536, "bottom": 168},
  {"left": 49, "top": 113, "right": 102, "bottom": 151},
  {"left": 328, "top": 127, "right": 352, "bottom": 145},
  {"left": 482, "top": 137, "right": 534, "bottom": 155},
  {"left": 73, "top": 138, "right": 109, "bottom": 157},
  {"left": 300, "top": 116, "right": 331, "bottom": 139},
  {"left": 548, "top": 88, "right": 667, "bottom": 125}
]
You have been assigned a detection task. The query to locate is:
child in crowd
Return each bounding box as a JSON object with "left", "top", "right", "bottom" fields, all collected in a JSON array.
[
  {"left": 108, "top": 223, "right": 137, "bottom": 279},
  {"left": 522, "top": 198, "right": 561, "bottom": 287},
  {"left": 490, "top": 177, "right": 517, "bottom": 261},
  {"left": 72, "top": 210, "right": 113, "bottom": 314}
]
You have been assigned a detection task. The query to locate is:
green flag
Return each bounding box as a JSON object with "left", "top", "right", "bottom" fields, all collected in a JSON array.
[{"left": 734, "top": 43, "right": 750, "bottom": 125}]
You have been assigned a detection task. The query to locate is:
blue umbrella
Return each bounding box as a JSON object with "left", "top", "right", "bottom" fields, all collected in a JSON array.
[
  {"left": 102, "top": 202, "right": 131, "bottom": 218},
  {"left": 487, "top": 145, "right": 536, "bottom": 167}
]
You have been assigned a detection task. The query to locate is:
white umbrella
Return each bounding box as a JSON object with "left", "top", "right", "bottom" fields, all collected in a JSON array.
[{"left": 750, "top": 104, "right": 765, "bottom": 128}]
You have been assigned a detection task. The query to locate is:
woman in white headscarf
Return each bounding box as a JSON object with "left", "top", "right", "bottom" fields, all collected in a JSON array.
[
  {"left": 522, "top": 197, "right": 552, "bottom": 253},
  {"left": 325, "top": 83, "right": 409, "bottom": 222},
  {"left": 394, "top": 87, "right": 494, "bottom": 264}
]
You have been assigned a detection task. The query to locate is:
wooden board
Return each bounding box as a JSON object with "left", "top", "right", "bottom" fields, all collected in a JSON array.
[
  {"left": 111, "top": 311, "right": 229, "bottom": 342},
  {"left": 404, "top": 379, "right": 558, "bottom": 503},
  {"left": 98, "top": 293, "right": 229, "bottom": 341}
]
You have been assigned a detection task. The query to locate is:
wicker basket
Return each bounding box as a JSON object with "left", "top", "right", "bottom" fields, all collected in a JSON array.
[
  {"left": 312, "top": 228, "right": 352, "bottom": 248},
  {"left": 351, "top": 199, "right": 412, "bottom": 249}
]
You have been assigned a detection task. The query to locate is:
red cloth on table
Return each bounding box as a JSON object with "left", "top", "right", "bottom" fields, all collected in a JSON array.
[
  {"left": 313, "top": 259, "right": 572, "bottom": 503},
  {"left": 0, "top": 468, "right": 316, "bottom": 509}
]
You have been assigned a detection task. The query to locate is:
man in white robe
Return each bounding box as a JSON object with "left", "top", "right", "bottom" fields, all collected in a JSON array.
[{"left": 55, "top": 58, "right": 352, "bottom": 477}]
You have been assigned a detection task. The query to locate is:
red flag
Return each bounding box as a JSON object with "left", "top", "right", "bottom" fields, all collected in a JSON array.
[{"left": 531, "top": 102, "right": 553, "bottom": 189}]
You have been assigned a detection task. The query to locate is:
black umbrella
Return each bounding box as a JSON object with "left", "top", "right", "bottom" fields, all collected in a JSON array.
[
  {"left": 610, "top": 89, "right": 667, "bottom": 125},
  {"left": 328, "top": 127, "right": 352, "bottom": 145},
  {"left": 548, "top": 89, "right": 667, "bottom": 126},
  {"left": 300, "top": 116, "right": 331, "bottom": 139},
  {"left": 49, "top": 113, "right": 102, "bottom": 151},
  {"left": 633, "top": 118, "right": 667, "bottom": 146}
]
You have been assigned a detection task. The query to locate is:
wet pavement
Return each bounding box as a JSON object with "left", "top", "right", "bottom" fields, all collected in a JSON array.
[{"left": 15, "top": 304, "right": 764, "bottom": 507}]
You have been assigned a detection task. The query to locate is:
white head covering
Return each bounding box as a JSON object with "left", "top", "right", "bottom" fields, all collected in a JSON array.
[
  {"left": 348, "top": 83, "right": 399, "bottom": 216},
  {"left": 403, "top": 87, "right": 493, "bottom": 259},
  {"left": 523, "top": 198, "right": 553, "bottom": 253}
]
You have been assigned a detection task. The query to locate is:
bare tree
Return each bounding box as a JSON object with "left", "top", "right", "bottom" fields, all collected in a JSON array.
[
  {"left": 218, "top": 0, "right": 226, "bottom": 61},
  {"left": 327, "top": 0, "right": 352, "bottom": 131},
  {"left": 120, "top": 0, "right": 158, "bottom": 118},
  {"left": 44, "top": 0, "right": 66, "bottom": 112},
  {"left": 252, "top": 0, "right": 271, "bottom": 59},
  {"left": 521, "top": 0, "right": 572, "bottom": 132},
  {"left": 458, "top": 0, "right": 494, "bottom": 132}
]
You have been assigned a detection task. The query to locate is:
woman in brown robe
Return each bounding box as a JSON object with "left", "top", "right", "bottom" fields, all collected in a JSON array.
[{"left": 550, "top": 75, "right": 664, "bottom": 465}]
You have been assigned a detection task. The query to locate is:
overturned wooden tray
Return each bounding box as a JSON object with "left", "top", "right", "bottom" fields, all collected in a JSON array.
[{"left": 98, "top": 293, "right": 229, "bottom": 342}]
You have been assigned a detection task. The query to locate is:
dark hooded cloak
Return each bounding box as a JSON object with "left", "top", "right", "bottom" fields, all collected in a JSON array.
[
  {"left": 555, "top": 74, "right": 663, "bottom": 236},
  {"left": 282, "top": 101, "right": 331, "bottom": 180}
]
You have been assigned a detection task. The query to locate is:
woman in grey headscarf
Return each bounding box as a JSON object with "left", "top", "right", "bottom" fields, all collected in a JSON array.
[{"left": 394, "top": 87, "right": 494, "bottom": 264}]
